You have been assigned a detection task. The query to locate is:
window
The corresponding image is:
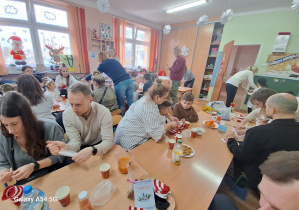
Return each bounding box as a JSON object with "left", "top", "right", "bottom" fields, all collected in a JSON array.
[
  {"left": 0, "top": 0, "right": 71, "bottom": 69},
  {"left": 124, "top": 25, "right": 150, "bottom": 69}
]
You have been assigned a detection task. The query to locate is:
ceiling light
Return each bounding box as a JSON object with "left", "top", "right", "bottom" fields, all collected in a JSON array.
[{"left": 166, "top": 0, "right": 208, "bottom": 14}]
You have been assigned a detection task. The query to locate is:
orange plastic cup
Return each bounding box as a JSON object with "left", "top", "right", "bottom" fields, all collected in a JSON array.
[
  {"left": 191, "top": 128, "right": 198, "bottom": 138},
  {"left": 100, "top": 163, "right": 110, "bottom": 179},
  {"left": 61, "top": 95, "right": 66, "bottom": 101},
  {"left": 175, "top": 134, "right": 182, "bottom": 142},
  {"left": 168, "top": 139, "right": 176, "bottom": 150},
  {"left": 118, "top": 157, "right": 130, "bottom": 174},
  {"left": 55, "top": 186, "right": 71, "bottom": 207},
  {"left": 184, "top": 121, "right": 190, "bottom": 129}
]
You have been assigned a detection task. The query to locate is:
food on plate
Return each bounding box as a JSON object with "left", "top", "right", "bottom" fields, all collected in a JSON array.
[
  {"left": 182, "top": 144, "right": 193, "bottom": 156},
  {"left": 205, "top": 120, "right": 216, "bottom": 128}
]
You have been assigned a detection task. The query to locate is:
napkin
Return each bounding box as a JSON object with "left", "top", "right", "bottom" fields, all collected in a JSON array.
[
  {"left": 153, "top": 179, "right": 171, "bottom": 199},
  {"left": 129, "top": 207, "right": 144, "bottom": 210}
]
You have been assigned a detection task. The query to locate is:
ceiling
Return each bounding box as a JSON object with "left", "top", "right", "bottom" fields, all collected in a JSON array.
[{"left": 67, "top": 0, "right": 292, "bottom": 29}]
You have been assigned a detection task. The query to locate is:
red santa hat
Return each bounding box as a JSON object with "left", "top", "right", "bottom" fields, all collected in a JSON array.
[{"left": 7, "top": 36, "right": 22, "bottom": 43}]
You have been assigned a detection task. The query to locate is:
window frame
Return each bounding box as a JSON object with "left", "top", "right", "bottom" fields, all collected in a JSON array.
[
  {"left": 125, "top": 23, "right": 150, "bottom": 69},
  {"left": 0, "top": 0, "right": 71, "bottom": 69}
]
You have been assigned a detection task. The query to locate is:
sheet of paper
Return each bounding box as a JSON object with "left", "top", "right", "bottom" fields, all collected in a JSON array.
[{"left": 134, "top": 180, "right": 156, "bottom": 210}]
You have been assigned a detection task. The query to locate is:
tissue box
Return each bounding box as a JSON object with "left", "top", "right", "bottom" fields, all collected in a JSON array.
[{"left": 218, "top": 125, "right": 227, "bottom": 133}]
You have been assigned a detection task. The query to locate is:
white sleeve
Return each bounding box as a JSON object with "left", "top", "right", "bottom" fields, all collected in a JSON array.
[
  {"left": 247, "top": 71, "right": 257, "bottom": 89},
  {"left": 246, "top": 108, "right": 260, "bottom": 121},
  {"left": 55, "top": 76, "right": 61, "bottom": 87}
]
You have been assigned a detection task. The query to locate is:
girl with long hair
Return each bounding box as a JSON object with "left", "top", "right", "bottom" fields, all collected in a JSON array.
[{"left": 0, "top": 92, "right": 66, "bottom": 185}]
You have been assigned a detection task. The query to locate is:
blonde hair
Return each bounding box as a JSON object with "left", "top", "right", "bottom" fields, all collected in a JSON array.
[
  {"left": 42, "top": 77, "right": 54, "bottom": 88},
  {"left": 247, "top": 66, "right": 258, "bottom": 72},
  {"left": 134, "top": 82, "right": 139, "bottom": 91},
  {"left": 98, "top": 52, "right": 108, "bottom": 62},
  {"left": 147, "top": 79, "right": 169, "bottom": 100}
]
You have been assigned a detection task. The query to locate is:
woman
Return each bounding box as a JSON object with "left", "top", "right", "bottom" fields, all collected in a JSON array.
[
  {"left": 92, "top": 72, "right": 118, "bottom": 112},
  {"left": 247, "top": 78, "right": 267, "bottom": 113},
  {"left": 225, "top": 66, "right": 258, "bottom": 107},
  {"left": 85, "top": 52, "right": 134, "bottom": 115},
  {"left": 0, "top": 92, "right": 66, "bottom": 185},
  {"left": 235, "top": 88, "right": 276, "bottom": 135},
  {"left": 17, "top": 75, "right": 58, "bottom": 120},
  {"left": 109, "top": 48, "right": 120, "bottom": 62},
  {"left": 55, "top": 63, "right": 77, "bottom": 97},
  {"left": 115, "top": 79, "right": 178, "bottom": 150}
]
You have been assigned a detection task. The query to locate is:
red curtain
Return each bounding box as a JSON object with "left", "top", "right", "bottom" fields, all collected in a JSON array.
[
  {"left": 149, "top": 29, "right": 160, "bottom": 72},
  {"left": 113, "top": 17, "right": 126, "bottom": 66},
  {"left": 67, "top": 5, "right": 89, "bottom": 73}
]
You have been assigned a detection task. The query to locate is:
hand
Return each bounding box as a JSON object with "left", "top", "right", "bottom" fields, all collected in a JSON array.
[
  {"left": 234, "top": 125, "right": 245, "bottom": 130},
  {"left": 225, "top": 131, "right": 236, "bottom": 139},
  {"left": 81, "top": 78, "right": 86, "bottom": 83},
  {"left": 0, "top": 168, "right": 13, "bottom": 183},
  {"left": 180, "top": 118, "right": 186, "bottom": 123},
  {"left": 52, "top": 104, "right": 60, "bottom": 109},
  {"left": 58, "top": 83, "right": 64, "bottom": 89},
  {"left": 169, "top": 121, "right": 178, "bottom": 129},
  {"left": 46, "top": 141, "right": 68, "bottom": 155},
  {"left": 258, "top": 120, "right": 268, "bottom": 126},
  {"left": 12, "top": 164, "right": 34, "bottom": 181},
  {"left": 169, "top": 116, "right": 179, "bottom": 122},
  {"left": 72, "top": 147, "right": 93, "bottom": 162}
]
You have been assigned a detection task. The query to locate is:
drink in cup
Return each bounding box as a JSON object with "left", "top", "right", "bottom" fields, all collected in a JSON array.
[
  {"left": 168, "top": 139, "right": 176, "bottom": 150},
  {"left": 61, "top": 95, "right": 66, "bottom": 101},
  {"left": 175, "top": 134, "right": 182, "bottom": 142},
  {"left": 100, "top": 163, "right": 110, "bottom": 179},
  {"left": 118, "top": 157, "right": 131, "bottom": 174},
  {"left": 55, "top": 186, "right": 71, "bottom": 207},
  {"left": 191, "top": 128, "right": 198, "bottom": 138},
  {"left": 184, "top": 121, "right": 190, "bottom": 129}
]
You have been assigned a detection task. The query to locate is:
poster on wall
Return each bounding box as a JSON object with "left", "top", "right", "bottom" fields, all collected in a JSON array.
[
  {"left": 100, "top": 23, "right": 112, "bottom": 40},
  {"left": 61, "top": 55, "right": 75, "bottom": 72},
  {"left": 265, "top": 53, "right": 299, "bottom": 78},
  {"left": 273, "top": 32, "right": 290, "bottom": 53}
]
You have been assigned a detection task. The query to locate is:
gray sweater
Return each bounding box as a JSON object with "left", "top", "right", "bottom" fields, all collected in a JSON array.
[{"left": 0, "top": 119, "right": 66, "bottom": 171}]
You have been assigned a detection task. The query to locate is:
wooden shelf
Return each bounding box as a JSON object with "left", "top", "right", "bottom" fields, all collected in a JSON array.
[
  {"left": 201, "top": 88, "right": 209, "bottom": 91},
  {"left": 211, "top": 43, "right": 220, "bottom": 45},
  {"left": 208, "top": 55, "right": 217, "bottom": 58},
  {"left": 203, "top": 79, "right": 211, "bottom": 81},
  {"left": 205, "top": 68, "right": 214, "bottom": 70}
]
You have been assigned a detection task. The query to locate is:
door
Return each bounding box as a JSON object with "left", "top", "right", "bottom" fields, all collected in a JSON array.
[{"left": 211, "top": 40, "right": 234, "bottom": 101}]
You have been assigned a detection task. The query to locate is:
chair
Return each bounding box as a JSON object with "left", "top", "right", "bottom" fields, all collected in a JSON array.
[
  {"left": 111, "top": 109, "right": 121, "bottom": 116},
  {"left": 112, "top": 115, "right": 123, "bottom": 127}
]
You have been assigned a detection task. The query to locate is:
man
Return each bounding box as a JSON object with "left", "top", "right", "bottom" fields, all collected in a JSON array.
[
  {"left": 167, "top": 46, "right": 186, "bottom": 105},
  {"left": 47, "top": 83, "right": 114, "bottom": 162},
  {"left": 259, "top": 151, "right": 299, "bottom": 210},
  {"left": 226, "top": 93, "right": 299, "bottom": 191}
]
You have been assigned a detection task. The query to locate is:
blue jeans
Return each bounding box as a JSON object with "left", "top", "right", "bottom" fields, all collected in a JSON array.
[
  {"left": 114, "top": 79, "right": 134, "bottom": 115},
  {"left": 184, "top": 79, "right": 195, "bottom": 88}
]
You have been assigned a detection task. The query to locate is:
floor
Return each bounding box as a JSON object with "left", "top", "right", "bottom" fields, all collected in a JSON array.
[{"left": 193, "top": 98, "right": 260, "bottom": 210}]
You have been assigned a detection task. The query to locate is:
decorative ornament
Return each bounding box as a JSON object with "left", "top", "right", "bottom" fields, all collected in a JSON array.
[
  {"left": 97, "top": 0, "right": 110, "bottom": 13},
  {"left": 45, "top": 44, "right": 65, "bottom": 66},
  {"left": 220, "top": 9, "right": 233, "bottom": 25},
  {"left": 196, "top": 15, "right": 209, "bottom": 27},
  {"left": 163, "top": 25, "right": 171, "bottom": 34},
  {"left": 181, "top": 45, "right": 189, "bottom": 56},
  {"left": 292, "top": 0, "right": 299, "bottom": 13},
  {"left": 7, "top": 36, "right": 27, "bottom": 65}
]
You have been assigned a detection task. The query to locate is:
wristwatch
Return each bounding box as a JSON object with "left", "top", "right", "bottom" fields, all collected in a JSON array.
[
  {"left": 33, "top": 161, "right": 40, "bottom": 172},
  {"left": 91, "top": 146, "right": 97, "bottom": 156}
]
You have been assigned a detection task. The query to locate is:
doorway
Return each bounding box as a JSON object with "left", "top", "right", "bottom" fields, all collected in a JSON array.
[{"left": 218, "top": 44, "right": 261, "bottom": 111}]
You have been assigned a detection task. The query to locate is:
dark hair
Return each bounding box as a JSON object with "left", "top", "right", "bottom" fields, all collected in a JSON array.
[
  {"left": 257, "top": 78, "right": 267, "bottom": 87},
  {"left": 260, "top": 151, "right": 299, "bottom": 184},
  {"left": 59, "top": 63, "right": 70, "bottom": 87},
  {"left": 17, "top": 75, "right": 45, "bottom": 106},
  {"left": 69, "top": 82, "right": 91, "bottom": 96},
  {"left": 0, "top": 92, "right": 48, "bottom": 159},
  {"left": 158, "top": 100, "right": 172, "bottom": 110},
  {"left": 151, "top": 73, "right": 158, "bottom": 82},
  {"left": 0, "top": 84, "right": 15, "bottom": 93},
  {"left": 21, "top": 65, "right": 33, "bottom": 72},
  {"left": 250, "top": 88, "right": 276, "bottom": 105},
  {"left": 147, "top": 79, "right": 169, "bottom": 100},
  {"left": 144, "top": 73, "right": 151, "bottom": 81},
  {"left": 182, "top": 92, "right": 194, "bottom": 102}
]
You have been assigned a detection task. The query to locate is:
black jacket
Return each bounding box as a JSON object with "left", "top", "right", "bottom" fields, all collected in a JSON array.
[{"left": 227, "top": 119, "right": 299, "bottom": 189}]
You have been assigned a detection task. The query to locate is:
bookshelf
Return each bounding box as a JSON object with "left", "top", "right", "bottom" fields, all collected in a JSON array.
[
  {"left": 88, "top": 29, "right": 114, "bottom": 54},
  {"left": 199, "top": 23, "right": 224, "bottom": 100}
]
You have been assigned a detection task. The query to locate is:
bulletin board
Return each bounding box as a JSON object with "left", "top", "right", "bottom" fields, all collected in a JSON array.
[{"left": 265, "top": 53, "right": 299, "bottom": 78}]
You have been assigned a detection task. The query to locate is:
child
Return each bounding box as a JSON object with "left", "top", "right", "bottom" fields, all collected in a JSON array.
[
  {"left": 43, "top": 77, "right": 60, "bottom": 101},
  {"left": 173, "top": 92, "right": 198, "bottom": 122},
  {"left": 135, "top": 76, "right": 144, "bottom": 90},
  {"left": 247, "top": 78, "right": 267, "bottom": 113},
  {"left": 158, "top": 100, "right": 172, "bottom": 125},
  {"left": 55, "top": 63, "right": 77, "bottom": 90},
  {"left": 0, "top": 84, "right": 15, "bottom": 95},
  {"left": 143, "top": 73, "right": 153, "bottom": 93},
  {"left": 133, "top": 82, "right": 139, "bottom": 102}
]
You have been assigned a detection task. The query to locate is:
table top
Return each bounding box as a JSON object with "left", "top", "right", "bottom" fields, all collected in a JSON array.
[
  {"left": 52, "top": 100, "right": 67, "bottom": 113},
  {"left": 133, "top": 112, "right": 236, "bottom": 210},
  {"left": 1, "top": 145, "right": 177, "bottom": 209},
  {"left": 177, "top": 87, "right": 193, "bottom": 93}
]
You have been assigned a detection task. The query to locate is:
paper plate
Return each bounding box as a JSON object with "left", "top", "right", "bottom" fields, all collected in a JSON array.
[
  {"left": 58, "top": 150, "right": 78, "bottom": 157},
  {"left": 182, "top": 144, "right": 195, "bottom": 158},
  {"left": 203, "top": 120, "right": 219, "bottom": 129}
]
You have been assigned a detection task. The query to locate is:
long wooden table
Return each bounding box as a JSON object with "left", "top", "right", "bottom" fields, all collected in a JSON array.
[
  {"left": 1, "top": 145, "right": 176, "bottom": 209},
  {"left": 133, "top": 111, "right": 235, "bottom": 210}
]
